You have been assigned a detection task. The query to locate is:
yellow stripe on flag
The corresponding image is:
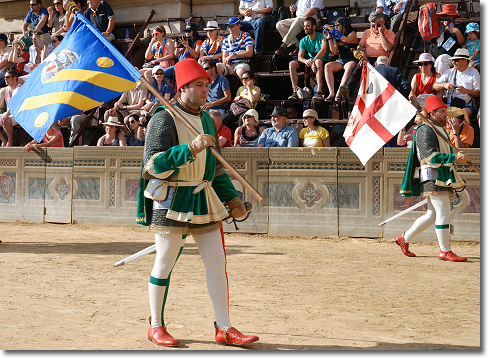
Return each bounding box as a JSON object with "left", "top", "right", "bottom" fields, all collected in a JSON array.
[
  {"left": 46, "top": 69, "right": 140, "bottom": 93},
  {"left": 18, "top": 91, "right": 102, "bottom": 112}
]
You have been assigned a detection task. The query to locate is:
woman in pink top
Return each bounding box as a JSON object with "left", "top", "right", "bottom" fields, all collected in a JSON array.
[{"left": 23, "top": 124, "right": 64, "bottom": 152}]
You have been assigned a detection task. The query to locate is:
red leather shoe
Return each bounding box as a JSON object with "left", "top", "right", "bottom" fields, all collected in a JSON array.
[
  {"left": 214, "top": 322, "right": 259, "bottom": 345},
  {"left": 148, "top": 326, "right": 180, "bottom": 346},
  {"left": 439, "top": 250, "right": 467, "bottom": 262},
  {"left": 395, "top": 232, "right": 416, "bottom": 257}
]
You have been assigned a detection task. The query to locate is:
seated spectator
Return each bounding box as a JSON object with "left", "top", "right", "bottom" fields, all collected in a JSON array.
[
  {"left": 397, "top": 109, "right": 425, "bottom": 147},
  {"left": 287, "top": 17, "right": 329, "bottom": 101},
  {"left": 47, "top": 1, "right": 69, "bottom": 36},
  {"left": 256, "top": 106, "right": 299, "bottom": 147},
  {"left": 209, "top": 109, "right": 232, "bottom": 147},
  {"left": 375, "top": 0, "right": 407, "bottom": 32},
  {"left": 142, "top": 26, "right": 175, "bottom": 75},
  {"left": 125, "top": 113, "right": 145, "bottom": 146},
  {"left": 57, "top": 110, "right": 88, "bottom": 145},
  {"left": 198, "top": 21, "right": 226, "bottom": 76},
  {"left": 41, "top": 34, "right": 63, "bottom": 62},
  {"left": 0, "top": 34, "right": 12, "bottom": 82},
  {"left": 201, "top": 60, "right": 231, "bottom": 116},
  {"left": 22, "top": 0, "right": 49, "bottom": 37},
  {"left": 234, "top": 109, "right": 265, "bottom": 147},
  {"left": 175, "top": 22, "right": 202, "bottom": 62},
  {"left": 105, "top": 83, "right": 149, "bottom": 126},
  {"left": 97, "top": 116, "right": 126, "bottom": 146},
  {"left": 84, "top": 0, "right": 115, "bottom": 42},
  {"left": 221, "top": 17, "right": 253, "bottom": 78},
  {"left": 323, "top": 16, "right": 358, "bottom": 102},
  {"left": 339, "top": 11, "right": 395, "bottom": 100},
  {"left": 374, "top": 56, "right": 410, "bottom": 98},
  {"left": 409, "top": 53, "right": 442, "bottom": 110},
  {"left": 428, "top": 4, "right": 465, "bottom": 75},
  {"left": 143, "top": 65, "right": 175, "bottom": 114},
  {"left": 463, "top": 22, "right": 480, "bottom": 70},
  {"left": 433, "top": 48, "right": 479, "bottom": 119},
  {"left": 222, "top": 70, "right": 261, "bottom": 133},
  {"left": 2, "top": 37, "right": 31, "bottom": 87},
  {"left": 299, "top": 109, "right": 330, "bottom": 147},
  {"left": 23, "top": 123, "right": 64, "bottom": 151},
  {"left": 446, "top": 106, "right": 473, "bottom": 148},
  {"left": 0, "top": 70, "right": 22, "bottom": 146},
  {"left": 274, "top": 0, "right": 324, "bottom": 56},
  {"left": 238, "top": 0, "right": 272, "bottom": 56}
]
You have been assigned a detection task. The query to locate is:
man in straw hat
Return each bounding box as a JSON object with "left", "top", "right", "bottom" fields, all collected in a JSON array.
[
  {"left": 136, "top": 58, "right": 259, "bottom": 346},
  {"left": 446, "top": 106, "right": 474, "bottom": 148},
  {"left": 396, "top": 95, "right": 471, "bottom": 262}
]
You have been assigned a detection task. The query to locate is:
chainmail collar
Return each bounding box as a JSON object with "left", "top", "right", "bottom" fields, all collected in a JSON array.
[{"left": 175, "top": 99, "right": 201, "bottom": 116}]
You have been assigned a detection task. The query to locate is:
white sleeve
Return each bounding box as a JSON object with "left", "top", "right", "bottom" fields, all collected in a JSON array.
[{"left": 310, "top": 0, "right": 324, "bottom": 9}]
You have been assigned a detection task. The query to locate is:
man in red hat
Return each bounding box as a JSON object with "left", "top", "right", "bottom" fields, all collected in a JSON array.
[
  {"left": 429, "top": 4, "right": 466, "bottom": 62},
  {"left": 396, "top": 95, "right": 471, "bottom": 262},
  {"left": 136, "top": 58, "right": 259, "bottom": 346}
]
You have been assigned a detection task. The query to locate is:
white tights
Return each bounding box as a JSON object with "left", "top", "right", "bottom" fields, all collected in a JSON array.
[
  {"left": 404, "top": 192, "right": 451, "bottom": 252},
  {"left": 148, "top": 228, "right": 231, "bottom": 330}
]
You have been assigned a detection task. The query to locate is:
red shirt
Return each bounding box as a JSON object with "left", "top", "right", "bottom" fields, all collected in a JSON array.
[
  {"left": 415, "top": 72, "right": 438, "bottom": 96},
  {"left": 217, "top": 124, "right": 232, "bottom": 147}
]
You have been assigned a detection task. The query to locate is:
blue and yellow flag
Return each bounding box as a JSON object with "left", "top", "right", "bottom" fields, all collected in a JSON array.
[{"left": 8, "top": 13, "right": 142, "bottom": 142}]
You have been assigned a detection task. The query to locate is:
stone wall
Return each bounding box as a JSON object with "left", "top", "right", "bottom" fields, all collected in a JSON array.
[{"left": 0, "top": 146, "right": 480, "bottom": 241}]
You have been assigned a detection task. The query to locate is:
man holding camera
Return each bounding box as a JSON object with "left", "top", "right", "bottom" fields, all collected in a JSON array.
[{"left": 375, "top": 0, "right": 406, "bottom": 32}]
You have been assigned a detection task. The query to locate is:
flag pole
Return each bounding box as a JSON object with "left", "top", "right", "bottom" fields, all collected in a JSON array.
[
  {"left": 416, "top": 110, "right": 480, "bottom": 175},
  {"left": 378, "top": 199, "right": 428, "bottom": 226}
]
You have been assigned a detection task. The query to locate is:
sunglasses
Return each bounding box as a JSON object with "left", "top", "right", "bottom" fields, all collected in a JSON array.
[
  {"left": 417, "top": 62, "right": 430, "bottom": 66},
  {"left": 152, "top": 32, "right": 162, "bottom": 37},
  {"left": 333, "top": 24, "right": 341, "bottom": 28},
  {"left": 371, "top": 23, "right": 382, "bottom": 28},
  {"left": 53, "top": 2, "right": 62, "bottom": 5},
  {"left": 452, "top": 59, "right": 465, "bottom": 63},
  {"left": 154, "top": 72, "right": 164, "bottom": 76},
  {"left": 243, "top": 115, "right": 253, "bottom": 119},
  {"left": 51, "top": 39, "right": 58, "bottom": 43},
  {"left": 228, "top": 24, "right": 237, "bottom": 28},
  {"left": 203, "top": 67, "right": 213, "bottom": 71},
  {"left": 241, "top": 77, "right": 251, "bottom": 81},
  {"left": 129, "top": 120, "right": 137, "bottom": 124},
  {"left": 4, "top": 75, "right": 13, "bottom": 79},
  {"left": 303, "top": 116, "right": 315, "bottom": 120},
  {"left": 30, "top": 3, "right": 39, "bottom": 6}
]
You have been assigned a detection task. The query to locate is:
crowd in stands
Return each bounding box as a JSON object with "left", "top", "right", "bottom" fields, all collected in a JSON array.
[{"left": 0, "top": 0, "right": 480, "bottom": 150}]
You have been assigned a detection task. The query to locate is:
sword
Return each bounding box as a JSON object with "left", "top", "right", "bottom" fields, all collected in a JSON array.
[
  {"left": 379, "top": 199, "right": 428, "bottom": 226},
  {"left": 113, "top": 202, "right": 252, "bottom": 267}
]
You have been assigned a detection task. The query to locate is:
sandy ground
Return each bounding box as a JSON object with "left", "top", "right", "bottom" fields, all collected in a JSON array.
[{"left": 0, "top": 222, "right": 480, "bottom": 351}]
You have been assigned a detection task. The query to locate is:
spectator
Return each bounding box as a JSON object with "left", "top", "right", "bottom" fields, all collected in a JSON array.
[
  {"left": 222, "top": 70, "right": 261, "bottom": 132},
  {"left": 4, "top": 37, "right": 31, "bottom": 86},
  {"left": 105, "top": 83, "right": 149, "bottom": 126},
  {"left": 274, "top": 0, "right": 324, "bottom": 56},
  {"left": 97, "top": 116, "right": 126, "bottom": 146},
  {"left": 446, "top": 107, "right": 473, "bottom": 148},
  {"left": 0, "top": 70, "right": 22, "bottom": 146},
  {"left": 374, "top": 56, "right": 410, "bottom": 98},
  {"left": 299, "top": 109, "right": 330, "bottom": 147},
  {"left": 0, "top": 34, "right": 12, "bottom": 82},
  {"left": 433, "top": 48, "right": 479, "bottom": 119},
  {"left": 83, "top": 0, "right": 115, "bottom": 42},
  {"left": 198, "top": 21, "right": 226, "bottom": 76},
  {"left": 57, "top": 110, "right": 87, "bottom": 146},
  {"left": 221, "top": 17, "right": 253, "bottom": 78},
  {"left": 234, "top": 109, "right": 265, "bottom": 147},
  {"left": 428, "top": 4, "right": 465, "bottom": 74},
  {"left": 323, "top": 16, "right": 358, "bottom": 102},
  {"left": 47, "top": 1, "right": 69, "bottom": 35},
  {"left": 375, "top": 0, "right": 406, "bottom": 32},
  {"left": 397, "top": 109, "right": 425, "bottom": 147},
  {"left": 143, "top": 26, "right": 175, "bottom": 69},
  {"left": 209, "top": 109, "right": 232, "bottom": 147},
  {"left": 144, "top": 65, "right": 175, "bottom": 113},
  {"left": 125, "top": 113, "right": 145, "bottom": 146},
  {"left": 256, "top": 106, "right": 299, "bottom": 147},
  {"left": 200, "top": 60, "right": 231, "bottom": 116},
  {"left": 463, "top": 22, "right": 480, "bottom": 69},
  {"left": 287, "top": 17, "right": 329, "bottom": 101},
  {"left": 339, "top": 11, "right": 395, "bottom": 100},
  {"left": 175, "top": 22, "right": 202, "bottom": 62},
  {"left": 22, "top": 0, "right": 49, "bottom": 37},
  {"left": 23, "top": 123, "right": 64, "bottom": 151},
  {"left": 238, "top": 0, "right": 273, "bottom": 56},
  {"left": 409, "top": 53, "right": 442, "bottom": 110},
  {"left": 41, "top": 34, "right": 63, "bottom": 62}
]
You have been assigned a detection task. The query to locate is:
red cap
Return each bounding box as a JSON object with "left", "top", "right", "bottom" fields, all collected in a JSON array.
[
  {"left": 174, "top": 59, "right": 212, "bottom": 92},
  {"left": 425, "top": 95, "right": 447, "bottom": 114}
]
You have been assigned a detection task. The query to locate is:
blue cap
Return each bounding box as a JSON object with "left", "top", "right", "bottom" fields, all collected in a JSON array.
[
  {"left": 226, "top": 17, "right": 240, "bottom": 26},
  {"left": 465, "top": 22, "right": 479, "bottom": 34}
]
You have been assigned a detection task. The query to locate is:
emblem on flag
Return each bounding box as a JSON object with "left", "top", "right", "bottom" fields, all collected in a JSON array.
[{"left": 343, "top": 62, "right": 417, "bottom": 165}]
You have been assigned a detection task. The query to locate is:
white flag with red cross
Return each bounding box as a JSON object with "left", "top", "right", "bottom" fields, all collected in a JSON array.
[{"left": 343, "top": 62, "right": 417, "bottom": 165}]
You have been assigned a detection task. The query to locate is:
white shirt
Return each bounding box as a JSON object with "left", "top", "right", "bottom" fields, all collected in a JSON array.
[
  {"left": 239, "top": 0, "right": 273, "bottom": 20},
  {"left": 437, "top": 66, "right": 480, "bottom": 106},
  {"left": 296, "top": 0, "right": 324, "bottom": 17}
]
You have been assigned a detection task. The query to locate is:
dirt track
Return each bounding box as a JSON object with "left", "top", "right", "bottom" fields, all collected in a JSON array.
[{"left": 0, "top": 222, "right": 480, "bottom": 350}]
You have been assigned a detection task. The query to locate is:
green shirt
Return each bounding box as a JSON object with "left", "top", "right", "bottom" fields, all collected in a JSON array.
[{"left": 299, "top": 32, "right": 330, "bottom": 62}]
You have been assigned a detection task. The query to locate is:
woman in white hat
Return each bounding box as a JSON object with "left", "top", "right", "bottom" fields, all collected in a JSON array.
[
  {"left": 409, "top": 52, "right": 443, "bottom": 110},
  {"left": 233, "top": 108, "right": 264, "bottom": 147},
  {"left": 97, "top": 116, "right": 127, "bottom": 146},
  {"left": 199, "top": 20, "right": 226, "bottom": 76}
]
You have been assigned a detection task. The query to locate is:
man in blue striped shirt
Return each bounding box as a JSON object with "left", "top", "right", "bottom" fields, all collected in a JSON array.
[{"left": 221, "top": 17, "right": 253, "bottom": 78}]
